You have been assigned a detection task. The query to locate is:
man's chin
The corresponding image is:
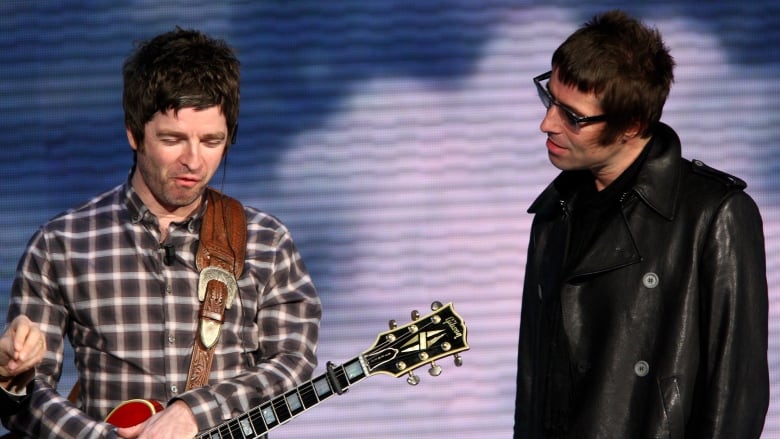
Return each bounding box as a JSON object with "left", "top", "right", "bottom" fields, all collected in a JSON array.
[
  {"left": 547, "top": 153, "right": 571, "bottom": 171},
  {"left": 158, "top": 188, "right": 206, "bottom": 211}
]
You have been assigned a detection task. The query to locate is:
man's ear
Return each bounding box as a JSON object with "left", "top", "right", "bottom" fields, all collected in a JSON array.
[
  {"left": 623, "top": 121, "right": 643, "bottom": 140},
  {"left": 126, "top": 127, "right": 139, "bottom": 151}
]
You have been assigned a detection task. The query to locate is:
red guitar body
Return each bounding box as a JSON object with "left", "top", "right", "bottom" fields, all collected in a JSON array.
[{"left": 104, "top": 399, "right": 165, "bottom": 428}]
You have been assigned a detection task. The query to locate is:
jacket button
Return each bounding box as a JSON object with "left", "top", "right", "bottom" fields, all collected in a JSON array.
[
  {"left": 634, "top": 360, "right": 650, "bottom": 377},
  {"left": 642, "top": 272, "right": 659, "bottom": 289}
]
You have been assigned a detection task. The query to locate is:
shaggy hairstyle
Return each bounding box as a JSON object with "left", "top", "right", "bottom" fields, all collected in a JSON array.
[
  {"left": 552, "top": 10, "right": 675, "bottom": 145},
  {"left": 123, "top": 27, "right": 240, "bottom": 153}
]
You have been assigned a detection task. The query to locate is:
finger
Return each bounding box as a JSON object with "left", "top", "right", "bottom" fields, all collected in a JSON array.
[
  {"left": 0, "top": 334, "right": 12, "bottom": 359},
  {"left": 11, "top": 317, "right": 35, "bottom": 354},
  {"left": 15, "top": 325, "right": 45, "bottom": 364},
  {"left": 115, "top": 420, "right": 146, "bottom": 438},
  {"left": 10, "top": 350, "right": 39, "bottom": 372},
  {"left": 0, "top": 336, "right": 14, "bottom": 373},
  {"left": 16, "top": 339, "right": 46, "bottom": 371}
]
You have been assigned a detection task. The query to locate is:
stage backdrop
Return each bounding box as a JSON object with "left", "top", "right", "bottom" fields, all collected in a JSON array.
[{"left": 1, "top": 1, "right": 778, "bottom": 437}]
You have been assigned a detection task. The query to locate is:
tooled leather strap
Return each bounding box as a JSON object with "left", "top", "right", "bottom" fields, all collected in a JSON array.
[{"left": 185, "top": 188, "right": 246, "bottom": 391}]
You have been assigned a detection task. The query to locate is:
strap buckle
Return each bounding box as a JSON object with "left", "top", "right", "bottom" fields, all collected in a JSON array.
[
  {"left": 197, "top": 266, "right": 238, "bottom": 349},
  {"left": 197, "top": 266, "right": 238, "bottom": 308}
]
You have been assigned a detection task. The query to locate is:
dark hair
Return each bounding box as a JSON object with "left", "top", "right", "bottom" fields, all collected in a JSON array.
[
  {"left": 123, "top": 27, "right": 240, "bottom": 151},
  {"left": 552, "top": 10, "right": 674, "bottom": 145}
]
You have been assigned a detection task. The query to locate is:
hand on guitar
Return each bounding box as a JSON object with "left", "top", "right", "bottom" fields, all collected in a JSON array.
[
  {"left": 115, "top": 400, "right": 198, "bottom": 438},
  {"left": 0, "top": 315, "right": 46, "bottom": 393}
]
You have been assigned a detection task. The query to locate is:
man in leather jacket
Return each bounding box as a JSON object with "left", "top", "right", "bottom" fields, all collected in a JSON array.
[{"left": 514, "top": 10, "right": 769, "bottom": 439}]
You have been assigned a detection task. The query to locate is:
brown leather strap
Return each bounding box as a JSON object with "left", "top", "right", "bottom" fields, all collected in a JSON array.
[{"left": 185, "top": 189, "right": 246, "bottom": 391}]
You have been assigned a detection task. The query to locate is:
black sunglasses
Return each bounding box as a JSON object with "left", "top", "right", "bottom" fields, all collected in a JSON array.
[{"left": 533, "top": 71, "right": 607, "bottom": 130}]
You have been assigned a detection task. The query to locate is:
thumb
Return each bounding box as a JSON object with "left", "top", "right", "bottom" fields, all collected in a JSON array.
[{"left": 114, "top": 420, "right": 147, "bottom": 439}]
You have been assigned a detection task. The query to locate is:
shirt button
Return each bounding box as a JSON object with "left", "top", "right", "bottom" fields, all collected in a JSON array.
[
  {"left": 171, "top": 385, "right": 178, "bottom": 394},
  {"left": 166, "top": 284, "right": 173, "bottom": 295},
  {"left": 168, "top": 334, "right": 175, "bottom": 344},
  {"left": 634, "top": 360, "right": 650, "bottom": 377}
]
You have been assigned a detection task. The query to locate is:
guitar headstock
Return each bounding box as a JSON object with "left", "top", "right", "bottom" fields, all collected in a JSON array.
[{"left": 360, "top": 302, "right": 469, "bottom": 384}]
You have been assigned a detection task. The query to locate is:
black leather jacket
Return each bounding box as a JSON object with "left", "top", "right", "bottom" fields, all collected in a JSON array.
[{"left": 514, "top": 123, "right": 769, "bottom": 438}]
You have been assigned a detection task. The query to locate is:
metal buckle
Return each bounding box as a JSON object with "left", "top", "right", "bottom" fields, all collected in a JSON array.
[
  {"left": 197, "top": 266, "right": 237, "bottom": 309},
  {"left": 197, "top": 266, "right": 238, "bottom": 349}
]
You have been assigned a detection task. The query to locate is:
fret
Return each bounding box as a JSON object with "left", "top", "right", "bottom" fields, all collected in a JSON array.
[
  {"left": 203, "top": 415, "right": 247, "bottom": 439},
  {"left": 344, "top": 359, "right": 364, "bottom": 381},
  {"left": 298, "top": 380, "right": 319, "bottom": 409},
  {"left": 237, "top": 412, "right": 259, "bottom": 438},
  {"left": 313, "top": 376, "right": 333, "bottom": 399},
  {"left": 221, "top": 419, "right": 243, "bottom": 439},
  {"left": 260, "top": 402, "right": 278, "bottom": 430},
  {"left": 248, "top": 407, "right": 269, "bottom": 436},
  {"left": 271, "top": 393, "right": 293, "bottom": 423},
  {"left": 203, "top": 422, "right": 229, "bottom": 439},
  {"left": 285, "top": 390, "right": 305, "bottom": 415}
]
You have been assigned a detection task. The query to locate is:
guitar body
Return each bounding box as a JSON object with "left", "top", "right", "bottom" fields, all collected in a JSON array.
[
  {"left": 0, "top": 398, "right": 161, "bottom": 438},
  {"left": 104, "top": 399, "right": 164, "bottom": 428}
]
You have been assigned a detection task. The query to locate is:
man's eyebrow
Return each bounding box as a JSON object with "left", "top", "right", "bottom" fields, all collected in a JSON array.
[
  {"left": 155, "top": 130, "right": 227, "bottom": 140},
  {"left": 202, "top": 132, "right": 227, "bottom": 140},
  {"left": 155, "top": 130, "right": 186, "bottom": 139},
  {"left": 547, "top": 83, "right": 589, "bottom": 117}
]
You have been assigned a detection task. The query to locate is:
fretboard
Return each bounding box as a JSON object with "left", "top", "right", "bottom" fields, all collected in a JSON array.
[{"left": 196, "top": 357, "right": 367, "bottom": 439}]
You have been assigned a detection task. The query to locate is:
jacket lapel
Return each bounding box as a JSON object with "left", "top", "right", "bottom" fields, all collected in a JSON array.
[{"left": 564, "top": 210, "right": 641, "bottom": 280}]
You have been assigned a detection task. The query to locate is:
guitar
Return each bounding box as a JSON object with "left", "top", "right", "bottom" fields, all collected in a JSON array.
[{"left": 105, "top": 301, "right": 469, "bottom": 438}]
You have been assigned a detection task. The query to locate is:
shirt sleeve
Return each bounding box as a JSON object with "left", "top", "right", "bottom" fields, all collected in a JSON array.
[
  {"left": 0, "top": 382, "right": 28, "bottom": 417},
  {"left": 4, "top": 379, "right": 118, "bottom": 438},
  {"left": 3, "top": 229, "right": 120, "bottom": 438},
  {"left": 175, "top": 217, "right": 321, "bottom": 432}
]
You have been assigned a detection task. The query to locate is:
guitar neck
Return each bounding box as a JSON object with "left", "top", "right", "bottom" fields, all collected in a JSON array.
[
  {"left": 196, "top": 356, "right": 367, "bottom": 439},
  {"left": 194, "top": 302, "right": 469, "bottom": 438}
]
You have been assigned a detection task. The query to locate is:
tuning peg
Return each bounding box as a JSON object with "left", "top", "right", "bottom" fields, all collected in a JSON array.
[
  {"left": 411, "top": 309, "right": 420, "bottom": 320},
  {"left": 431, "top": 301, "right": 443, "bottom": 310},
  {"left": 454, "top": 354, "right": 463, "bottom": 367},
  {"left": 428, "top": 361, "right": 442, "bottom": 377},
  {"left": 407, "top": 371, "right": 421, "bottom": 386},
  {"left": 388, "top": 319, "right": 397, "bottom": 329}
]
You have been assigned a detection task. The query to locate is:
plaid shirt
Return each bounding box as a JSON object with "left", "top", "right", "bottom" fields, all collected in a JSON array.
[{"left": 3, "top": 182, "right": 321, "bottom": 438}]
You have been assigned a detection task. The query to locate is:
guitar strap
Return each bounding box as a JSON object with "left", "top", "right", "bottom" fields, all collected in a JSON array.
[{"left": 185, "top": 188, "right": 247, "bottom": 391}]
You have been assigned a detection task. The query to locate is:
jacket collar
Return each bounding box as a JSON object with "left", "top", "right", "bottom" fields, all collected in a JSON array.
[{"left": 528, "top": 122, "right": 682, "bottom": 221}]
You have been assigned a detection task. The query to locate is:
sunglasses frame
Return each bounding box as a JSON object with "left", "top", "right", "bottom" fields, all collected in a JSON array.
[{"left": 533, "top": 71, "right": 607, "bottom": 130}]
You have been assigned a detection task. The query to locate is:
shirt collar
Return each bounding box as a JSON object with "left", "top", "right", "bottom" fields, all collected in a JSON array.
[{"left": 121, "top": 177, "right": 207, "bottom": 233}]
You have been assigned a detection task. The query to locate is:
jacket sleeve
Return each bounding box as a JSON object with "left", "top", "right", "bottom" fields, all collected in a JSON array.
[{"left": 694, "top": 190, "right": 769, "bottom": 438}]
